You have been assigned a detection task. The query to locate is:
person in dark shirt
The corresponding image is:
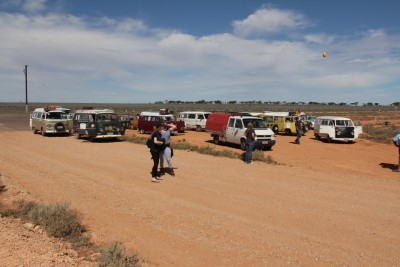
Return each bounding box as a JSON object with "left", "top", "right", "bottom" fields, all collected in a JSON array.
[
  {"left": 244, "top": 122, "right": 255, "bottom": 164},
  {"left": 294, "top": 117, "right": 303, "bottom": 144},
  {"left": 149, "top": 124, "right": 165, "bottom": 183}
]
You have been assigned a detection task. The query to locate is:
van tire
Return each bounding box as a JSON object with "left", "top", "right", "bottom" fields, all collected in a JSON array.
[
  {"left": 240, "top": 139, "right": 246, "bottom": 151},
  {"left": 75, "top": 132, "right": 81, "bottom": 139},
  {"left": 314, "top": 133, "right": 320, "bottom": 140},
  {"left": 32, "top": 127, "right": 37, "bottom": 134},
  {"left": 196, "top": 125, "right": 202, "bottom": 132},
  {"left": 272, "top": 125, "right": 279, "bottom": 133},
  {"left": 139, "top": 129, "right": 145, "bottom": 134},
  {"left": 213, "top": 135, "right": 220, "bottom": 145},
  {"left": 41, "top": 128, "right": 46, "bottom": 136},
  {"left": 284, "top": 129, "right": 291, "bottom": 135}
]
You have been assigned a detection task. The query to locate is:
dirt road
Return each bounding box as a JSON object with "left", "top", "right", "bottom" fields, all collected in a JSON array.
[{"left": 1, "top": 114, "right": 400, "bottom": 266}]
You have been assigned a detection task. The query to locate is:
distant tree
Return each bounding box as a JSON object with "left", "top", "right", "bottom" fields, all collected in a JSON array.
[
  {"left": 228, "top": 101, "right": 237, "bottom": 104},
  {"left": 339, "top": 102, "right": 347, "bottom": 106},
  {"left": 328, "top": 102, "right": 336, "bottom": 106},
  {"left": 350, "top": 102, "right": 359, "bottom": 106},
  {"left": 366, "top": 102, "right": 373, "bottom": 106},
  {"left": 374, "top": 103, "right": 379, "bottom": 106},
  {"left": 392, "top": 102, "right": 400, "bottom": 106},
  {"left": 214, "top": 100, "right": 222, "bottom": 104}
]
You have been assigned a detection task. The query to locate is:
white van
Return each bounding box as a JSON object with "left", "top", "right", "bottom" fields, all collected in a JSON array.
[
  {"left": 30, "top": 107, "right": 72, "bottom": 136},
  {"left": 178, "top": 111, "right": 211, "bottom": 132},
  {"left": 313, "top": 116, "right": 362, "bottom": 143}
]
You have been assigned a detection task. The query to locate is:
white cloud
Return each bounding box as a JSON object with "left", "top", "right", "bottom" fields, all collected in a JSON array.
[
  {"left": 0, "top": 6, "right": 399, "bottom": 104},
  {"left": 22, "top": 0, "right": 47, "bottom": 13},
  {"left": 232, "top": 7, "right": 311, "bottom": 37}
]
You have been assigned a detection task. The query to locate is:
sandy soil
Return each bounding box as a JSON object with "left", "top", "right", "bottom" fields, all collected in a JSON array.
[{"left": 1, "top": 114, "right": 400, "bottom": 266}]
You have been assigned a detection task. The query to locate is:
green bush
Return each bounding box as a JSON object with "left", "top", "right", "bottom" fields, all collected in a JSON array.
[
  {"left": 361, "top": 125, "right": 398, "bottom": 144},
  {"left": 99, "top": 241, "right": 140, "bottom": 267},
  {"left": 19, "top": 201, "right": 86, "bottom": 239}
]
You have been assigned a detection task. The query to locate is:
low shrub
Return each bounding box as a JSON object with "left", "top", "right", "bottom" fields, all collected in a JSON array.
[
  {"left": 99, "top": 241, "right": 140, "bottom": 267},
  {"left": 252, "top": 150, "right": 278, "bottom": 164},
  {"left": 360, "top": 125, "right": 398, "bottom": 144},
  {"left": 18, "top": 201, "right": 87, "bottom": 240}
]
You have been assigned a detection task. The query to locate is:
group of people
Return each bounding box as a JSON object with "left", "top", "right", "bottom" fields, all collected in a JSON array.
[
  {"left": 148, "top": 122, "right": 177, "bottom": 183},
  {"left": 243, "top": 118, "right": 303, "bottom": 164},
  {"left": 147, "top": 121, "right": 400, "bottom": 180}
]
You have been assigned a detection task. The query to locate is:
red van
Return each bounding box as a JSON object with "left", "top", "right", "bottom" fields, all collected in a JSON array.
[{"left": 137, "top": 112, "right": 185, "bottom": 134}]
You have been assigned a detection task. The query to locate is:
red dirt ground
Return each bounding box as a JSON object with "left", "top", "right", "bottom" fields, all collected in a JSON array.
[{"left": 1, "top": 114, "right": 400, "bottom": 266}]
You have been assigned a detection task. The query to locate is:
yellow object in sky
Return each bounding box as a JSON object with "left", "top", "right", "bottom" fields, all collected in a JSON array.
[{"left": 322, "top": 51, "right": 327, "bottom": 58}]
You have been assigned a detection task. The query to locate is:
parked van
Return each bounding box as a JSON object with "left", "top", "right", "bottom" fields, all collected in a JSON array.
[
  {"left": 30, "top": 107, "right": 72, "bottom": 136},
  {"left": 72, "top": 109, "right": 126, "bottom": 141},
  {"left": 178, "top": 111, "right": 211, "bottom": 132},
  {"left": 206, "top": 113, "right": 276, "bottom": 150},
  {"left": 258, "top": 114, "right": 308, "bottom": 135},
  {"left": 313, "top": 116, "right": 363, "bottom": 143},
  {"left": 138, "top": 111, "right": 185, "bottom": 134}
]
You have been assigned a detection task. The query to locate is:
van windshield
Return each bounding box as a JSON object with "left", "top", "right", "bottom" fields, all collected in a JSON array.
[
  {"left": 96, "top": 113, "right": 118, "bottom": 122},
  {"left": 46, "top": 112, "right": 68, "bottom": 120},
  {"left": 243, "top": 119, "right": 268, "bottom": 129},
  {"left": 335, "top": 120, "right": 353, "bottom": 126}
]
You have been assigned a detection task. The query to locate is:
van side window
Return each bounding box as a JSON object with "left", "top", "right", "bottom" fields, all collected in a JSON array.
[
  {"left": 228, "top": 118, "right": 235, "bottom": 127},
  {"left": 198, "top": 114, "right": 204, "bottom": 120},
  {"left": 235, "top": 120, "right": 243, "bottom": 129},
  {"left": 188, "top": 114, "right": 195, "bottom": 119},
  {"left": 329, "top": 120, "right": 334, "bottom": 126}
]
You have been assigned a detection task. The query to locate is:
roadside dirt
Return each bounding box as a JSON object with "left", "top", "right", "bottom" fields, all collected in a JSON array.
[{"left": 1, "top": 114, "right": 400, "bottom": 266}]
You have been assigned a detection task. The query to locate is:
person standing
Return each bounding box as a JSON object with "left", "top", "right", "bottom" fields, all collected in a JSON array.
[
  {"left": 393, "top": 133, "right": 400, "bottom": 172},
  {"left": 244, "top": 122, "right": 255, "bottom": 164},
  {"left": 149, "top": 124, "right": 165, "bottom": 183},
  {"left": 160, "top": 123, "right": 177, "bottom": 176},
  {"left": 294, "top": 117, "right": 303, "bottom": 144}
]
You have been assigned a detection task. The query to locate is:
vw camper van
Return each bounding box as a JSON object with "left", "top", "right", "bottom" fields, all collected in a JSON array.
[
  {"left": 30, "top": 106, "right": 72, "bottom": 136},
  {"left": 178, "top": 111, "right": 211, "bottom": 132},
  {"left": 313, "top": 116, "right": 362, "bottom": 143}
]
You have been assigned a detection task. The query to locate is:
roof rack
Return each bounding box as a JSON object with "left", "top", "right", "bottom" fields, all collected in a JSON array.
[{"left": 75, "top": 109, "right": 115, "bottom": 114}]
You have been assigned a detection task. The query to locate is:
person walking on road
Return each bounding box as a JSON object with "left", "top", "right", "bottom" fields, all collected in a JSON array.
[
  {"left": 244, "top": 122, "right": 255, "bottom": 164},
  {"left": 160, "top": 122, "right": 177, "bottom": 176},
  {"left": 294, "top": 117, "right": 303, "bottom": 144},
  {"left": 393, "top": 133, "right": 400, "bottom": 172},
  {"left": 149, "top": 124, "right": 165, "bottom": 183}
]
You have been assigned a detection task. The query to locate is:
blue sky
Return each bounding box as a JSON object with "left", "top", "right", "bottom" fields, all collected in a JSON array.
[{"left": 1, "top": 0, "right": 399, "bottom": 104}]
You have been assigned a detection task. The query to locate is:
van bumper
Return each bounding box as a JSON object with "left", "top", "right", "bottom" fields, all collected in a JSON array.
[{"left": 255, "top": 139, "right": 276, "bottom": 148}]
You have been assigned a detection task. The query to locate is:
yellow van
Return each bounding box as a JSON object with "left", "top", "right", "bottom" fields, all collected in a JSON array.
[{"left": 258, "top": 115, "right": 298, "bottom": 135}]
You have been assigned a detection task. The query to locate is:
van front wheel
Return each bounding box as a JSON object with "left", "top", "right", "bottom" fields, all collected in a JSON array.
[
  {"left": 32, "top": 127, "right": 37, "bottom": 134},
  {"left": 213, "top": 135, "right": 220, "bottom": 145},
  {"left": 240, "top": 139, "right": 246, "bottom": 151},
  {"left": 196, "top": 125, "right": 202, "bottom": 132}
]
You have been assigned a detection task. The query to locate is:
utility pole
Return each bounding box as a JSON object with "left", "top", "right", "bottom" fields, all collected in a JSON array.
[{"left": 23, "top": 65, "right": 28, "bottom": 113}]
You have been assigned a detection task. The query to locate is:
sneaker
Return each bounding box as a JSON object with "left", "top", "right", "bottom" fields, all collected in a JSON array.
[
  {"left": 156, "top": 176, "right": 163, "bottom": 180},
  {"left": 169, "top": 168, "right": 175, "bottom": 176},
  {"left": 393, "top": 169, "right": 400, "bottom": 173},
  {"left": 151, "top": 177, "right": 160, "bottom": 183}
]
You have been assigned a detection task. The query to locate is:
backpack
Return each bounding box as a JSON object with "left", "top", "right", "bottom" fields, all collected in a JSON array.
[{"left": 146, "top": 138, "right": 153, "bottom": 148}]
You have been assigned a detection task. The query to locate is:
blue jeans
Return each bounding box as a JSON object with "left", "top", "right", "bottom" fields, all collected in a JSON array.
[
  {"left": 160, "top": 146, "right": 173, "bottom": 169},
  {"left": 245, "top": 141, "right": 254, "bottom": 163},
  {"left": 295, "top": 132, "right": 302, "bottom": 144}
]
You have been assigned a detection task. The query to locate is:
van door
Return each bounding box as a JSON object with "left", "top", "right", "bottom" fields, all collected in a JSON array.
[{"left": 226, "top": 118, "right": 237, "bottom": 143}]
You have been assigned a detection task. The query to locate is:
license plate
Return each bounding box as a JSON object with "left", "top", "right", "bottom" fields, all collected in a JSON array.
[
  {"left": 56, "top": 126, "right": 63, "bottom": 129},
  {"left": 262, "top": 141, "right": 269, "bottom": 144}
]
